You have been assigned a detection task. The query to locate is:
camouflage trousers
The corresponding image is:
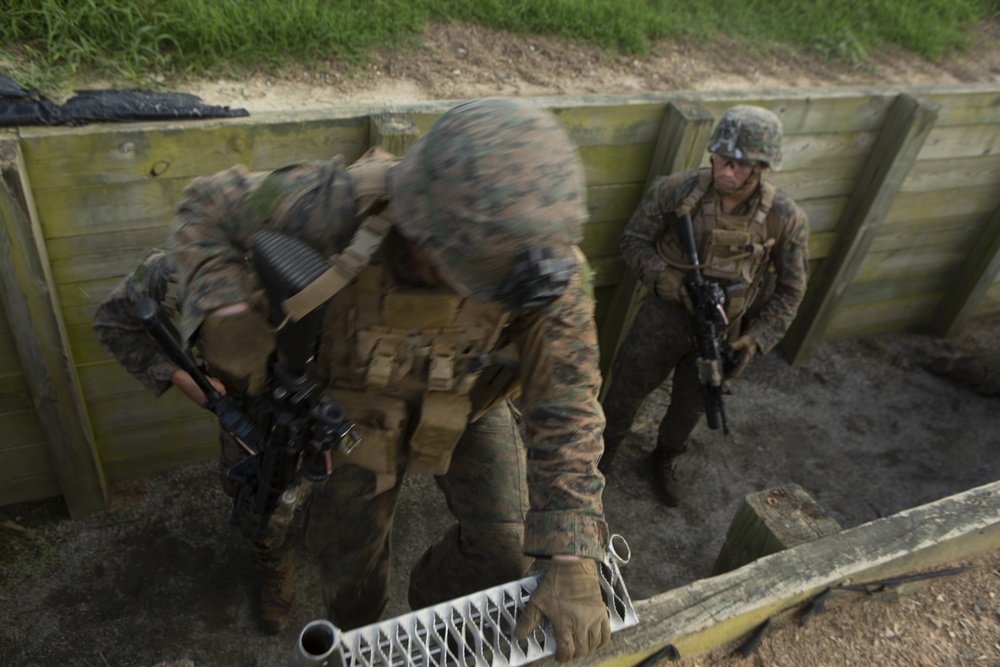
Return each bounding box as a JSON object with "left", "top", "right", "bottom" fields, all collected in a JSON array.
[
  {"left": 304, "top": 400, "right": 535, "bottom": 630},
  {"left": 602, "top": 295, "right": 706, "bottom": 460}
]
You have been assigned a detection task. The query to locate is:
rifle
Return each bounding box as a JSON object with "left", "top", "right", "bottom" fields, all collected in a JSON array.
[
  {"left": 137, "top": 231, "right": 360, "bottom": 542},
  {"left": 674, "top": 212, "right": 735, "bottom": 435}
]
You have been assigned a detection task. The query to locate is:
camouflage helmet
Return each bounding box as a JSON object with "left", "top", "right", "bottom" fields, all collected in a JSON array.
[
  {"left": 707, "top": 105, "right": 784, "bottom": 171},
  {"left": 389, "top": 97, "right": 587, "bottom": 303}
]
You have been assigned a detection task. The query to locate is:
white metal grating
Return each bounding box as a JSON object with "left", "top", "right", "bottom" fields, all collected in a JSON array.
[{"left": 289, "top": 535, "right": 637, "bottom": 667}]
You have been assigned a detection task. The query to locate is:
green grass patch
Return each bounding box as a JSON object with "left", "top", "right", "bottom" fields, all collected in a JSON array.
[{"left": 0, "top": 0, "right": 993, "bottom": 90}]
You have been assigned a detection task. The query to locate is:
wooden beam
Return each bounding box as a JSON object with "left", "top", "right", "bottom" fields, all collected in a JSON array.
[
  {"left": 928, "top": 200, "right": 1000, "bottom": 336},
  {"left": 370, "top": 112, "right": 421, "bottom": 156},
  {"left": 597, "top": 100, "right": 714, "bottom": 398},
  {"left": 544, "top": 478, "right": 1000, "bottom": 667},
  {"left": 0, "top": 131, "right": 106, "bottom": 517},
  {"left": 712, "top": 483, "right": 842, "bottom": 575},
  {"left": 781, "top": 94, "right": 940, "bottom": 366}
]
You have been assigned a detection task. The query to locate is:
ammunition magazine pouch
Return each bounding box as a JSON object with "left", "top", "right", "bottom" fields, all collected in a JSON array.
[
  {"left": 328, "top": 389, "right": 410, "bottom": 496},
  {"left": 408, "top": 391, "right": 472, "bottom": 476}
]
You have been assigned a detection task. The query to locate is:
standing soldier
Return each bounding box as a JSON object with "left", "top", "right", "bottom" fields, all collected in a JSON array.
[
  {"left": 599, "top": 105, "right": 810, "bottom": 506},
  {"left": 96, "top": 97, "right": 612, "bottom": 662}
]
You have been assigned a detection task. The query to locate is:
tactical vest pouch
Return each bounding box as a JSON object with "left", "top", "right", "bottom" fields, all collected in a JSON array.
[
  {"left": 407, "top": 391, "right": 472, "bottom": 476},
  {"left": 327, "top": 389, "right": 410, "bottom": 496},
  {"left": 724, "top": 283, "right": 749, "bottom": 323},
  {"left": 197, "top": 308, "right": 275, "bottom": 395},
  {"left": 702, "top": 228, "right": 752, "bottom": 282},
  {"left": 383, "top": 291, "right": 460, "bottom": 329}
]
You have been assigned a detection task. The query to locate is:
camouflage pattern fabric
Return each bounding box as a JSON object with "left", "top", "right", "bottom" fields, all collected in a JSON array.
[
  {"left": 92, "top": 250, "right": 296, "bottom": 569},
  {"left": 390, "top": 97, "right": 587, "bottom": 302},
  {"left": 604, "top": 166, "right": 809, "bottom": 457},
  {"left": 162, "top": 100, "right": 609, "bottom": 625},
  {"left": 305, "top": 401, "right": 534, "bottom": 628},
  {"left": 170, "top": 156, "right": 358, "bottom": 341},
  {"left": 92, "top": 249, "right": 179, "bottom": 396}
]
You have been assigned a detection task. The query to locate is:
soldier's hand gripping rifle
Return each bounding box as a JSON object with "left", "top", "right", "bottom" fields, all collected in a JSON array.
[
  {"left": 674, "top": 212, "right": 733, "bottom": 435},
  {"left": 137, "top": 231, "right": 360, "bottom": 542}
]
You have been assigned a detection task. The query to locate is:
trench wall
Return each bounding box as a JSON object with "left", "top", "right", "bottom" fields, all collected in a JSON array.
[{"left": 1, "top": 85, "right": 999, "bottom": 514}]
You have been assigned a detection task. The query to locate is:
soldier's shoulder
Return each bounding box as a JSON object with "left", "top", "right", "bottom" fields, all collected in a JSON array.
[{"left": 769, "top": 185, "right": 807, "bottom": 221}]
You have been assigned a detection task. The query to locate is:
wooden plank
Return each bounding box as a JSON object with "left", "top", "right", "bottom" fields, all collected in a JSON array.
[
  {"left": 585, "top": 183, "right": 645, "bottom": 224},
  {"left": 573, "top": 479, "right": 1000, "bottom": 667},
  {"left": 551, "top": 103, "right": 666, "bottom": 148},
  {"left": 19, "top": 116, "right": 370, "bottom": 191},
  {"left": 0, "top": 409, "right": 47, "bottom": 449},
  {"left": 856, "top": 243, "right": 971, "bottom": 282},
  {"left": 767, "top": 163, "right": 864, "bottom": 200},
  {"left": 370, "top": 112, "right": 420, "bottom": 155},
  {"left": 102, "top": 440, "right": 217, "bottom": 484},
  {"left": 579, "top": 144, "right": 655, "bottom": 186},
  {"left": 87, "top": 386, "right": 206, "bottom": 435},
  {"left": 32, "top": 179, "right": 184, "bottom": 241},
  {"left": 47, "top": 227, "right": 168, "bottom": 284},
  {"left": 840, "top": 269, "right": 953, "bottom": 307},
  {"left": 870, "top": 211, "right": 988, "bottom": 252},
  {"left": 712, "top": 484, "right": 841, "bottom": 576},
  {"left": 825, "top": 293, "right": 940, "bottom": 340},
  {"left": 0, "top": 372, "right": 35, "bottom": 415},
  {"left": 96, "top": 415, "right": 217, "bottom": 465},
  {"left": 698, "top": 93, "right": 895, "bottom": 134},
  {"left": 579, "top": 220, "right": 627, "bottom": 260},
  {"left": 0, "top": 132, "right": 106, "bottom": 517},
  {"left": 930, "top": 201, "right": 1000, "bottom": 336},
  {"left": 780, "top": 130, "right": 878, "bottom": 171},
  {"left": 596, "top": 100, "right": 715, "bottom": 395},
  {"left": 922, "top": 88, "right": 1000, "bottom": 126},
  {"left": 917, "top": 123, "right": 1000, "bottom": 161},
  {"left": 0, "top": 439, "right": 60, "bottom": 505},
  {"left": 902, "top": 154, "right": 1000, "bottom": 191},
  {"left": 782, "top": 94, "right": 940, "bottom": 366},
  {"left": 797, "top": 196, "right": 849, "bottom": 234},
  {"left": 974, "top": 281, "right": 1000, "bottom": 316},
  {"left": 883, "top": 183, "right": 1000, "bottom": 223}
]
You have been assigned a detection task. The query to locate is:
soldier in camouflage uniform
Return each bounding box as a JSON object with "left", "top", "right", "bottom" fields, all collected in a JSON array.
[
  {"left": 92, "top": 250, "right": 299, "bottom": 634},
  {"left": 101, "top": 97, "right": 611, "bottom": 660},
  {"left": 600, "top": 105, "right": 810, "bottom": 506}
]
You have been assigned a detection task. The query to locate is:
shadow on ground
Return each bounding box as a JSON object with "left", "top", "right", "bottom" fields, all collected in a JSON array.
[{"left": 2, "top": 315, "right": 998, "bottom": 667}]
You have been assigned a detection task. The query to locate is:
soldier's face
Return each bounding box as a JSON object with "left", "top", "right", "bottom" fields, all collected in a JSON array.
[{"left": 712, "top": 154, "right": 756, "bottom": 191}]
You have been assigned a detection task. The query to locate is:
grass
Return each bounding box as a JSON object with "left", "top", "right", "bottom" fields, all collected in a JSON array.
[{"left": 0, "top": 0, "right": 994, "bottom": 91}]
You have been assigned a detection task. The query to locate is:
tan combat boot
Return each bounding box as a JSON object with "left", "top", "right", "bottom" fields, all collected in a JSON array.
[
  {"left": 256, "top": 564, "right": 295, "bottom": 635},
  {"left": 649, "top": 450, "right": 683, "bottom": 506}
]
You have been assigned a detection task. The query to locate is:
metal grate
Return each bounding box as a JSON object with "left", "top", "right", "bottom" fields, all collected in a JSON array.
[{"left": 290, "top": 535, "right": 638, "bottom": 667}]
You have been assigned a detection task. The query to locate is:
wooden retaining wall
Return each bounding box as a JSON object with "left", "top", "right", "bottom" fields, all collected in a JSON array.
[{"left": 1, "top": 84, "right": 999, "bottom": 514}]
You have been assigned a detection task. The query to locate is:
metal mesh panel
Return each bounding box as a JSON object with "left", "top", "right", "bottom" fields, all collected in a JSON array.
[{"left": 290, "top": 535, "right": 638, "bottom": 667}]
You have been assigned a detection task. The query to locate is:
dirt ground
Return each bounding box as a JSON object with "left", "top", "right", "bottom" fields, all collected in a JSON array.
[{"left": 2, "top": 21, "right": 1000, "bottom": 667}]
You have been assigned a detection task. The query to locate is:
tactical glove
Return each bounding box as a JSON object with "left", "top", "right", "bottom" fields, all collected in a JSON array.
[
  {"left": 514, "top": 558, "right": 610, "bottom": 662},
  {"left": 728, "top": 334, "right": 757, "bottom": 379}
]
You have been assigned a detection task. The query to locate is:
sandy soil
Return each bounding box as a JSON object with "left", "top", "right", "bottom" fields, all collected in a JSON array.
[
  {"left": 2, "top": 21, "right": 999, "bottom": 667},
  {"left": 165, "top": 20, "right": 1000, "bottom": 113}
]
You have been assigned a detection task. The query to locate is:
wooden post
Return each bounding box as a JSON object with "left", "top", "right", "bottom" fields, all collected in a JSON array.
[
  {"left": 928, "top": 200, "right": 1000, "bottom": 337},
  {"left": 712, "top": 483, "right": 841, "bottom": 575},
  {"left": 0, "top": 131, "right": 106, "bottom": 517},
  {"left": 598, "top": 100, "right": 714, "bottom": 399},
  {"left": 370, "top": 112, "right": 420, "bottom": 156},
  {"left": 781, "top": 93, "right": 940, "bottom": 366}
]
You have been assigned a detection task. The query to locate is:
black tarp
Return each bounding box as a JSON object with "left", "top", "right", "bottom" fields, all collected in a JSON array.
[{"left": 0, "top": 75, "right": 249, "bottom": 126}]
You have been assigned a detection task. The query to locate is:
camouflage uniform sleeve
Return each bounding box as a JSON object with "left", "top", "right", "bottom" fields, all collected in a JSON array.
[
  {"left": 620, "top": 170, "right": 699, "bottom": 293},
  {"left": 745, "top": 190, "right": 810, "bottom": 354},
  {"left": 511, "top": 249, "right": 609, "bottom": 560},
  {"left": 169, "top": 157, "right": 357, "bottom": 341},
  {"left": 92, "top": 250, "right": 179, "bottom": 397}
]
